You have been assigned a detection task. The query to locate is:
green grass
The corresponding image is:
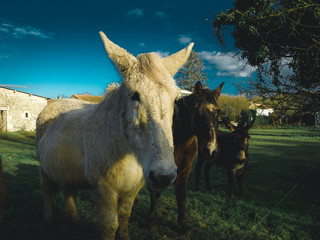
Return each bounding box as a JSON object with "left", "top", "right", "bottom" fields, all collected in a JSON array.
[{"left": 0, "top": 129, "right": 319, "bottom": 240}]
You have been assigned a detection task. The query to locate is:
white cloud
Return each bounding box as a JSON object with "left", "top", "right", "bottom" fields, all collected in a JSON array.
[
  {"left": 155, "top": 11, "right": 167, "bottom": 18},
  {"left": 154, "top": 51, "right": 170, "bottom": 58},
  {"left": 0, "top": 84, "right": 28, "bottom": 89},
  {"left": 199, "top": 51, "right": 256, "bottom": 77},
  {"left": 0, "top": 23, "right": 53, "bottom": 39},
  {"left": 127, "top": 8, "right": 144, "bottom": 18},
  {"left": 177, "top": 34, "right": 192, "bottom": 44}
]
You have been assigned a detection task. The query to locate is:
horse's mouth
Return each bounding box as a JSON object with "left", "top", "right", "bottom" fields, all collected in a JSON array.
[
  {"left": 146, "top": 176, "right": 176, "bottom": 193},
  {"left": 146, "top": 184, "right": 170, "bottom": 193}
]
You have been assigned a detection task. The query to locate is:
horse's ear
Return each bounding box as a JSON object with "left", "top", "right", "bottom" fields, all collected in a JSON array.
[
  {"left": 223, "top": 117, "right": 236, "bottom": 132},
  {"left": 99, "top": 31, "right": 137, "bottom": 77},
  {"left": 194, "top": 81, "right": 202, "bottom": 95},
  {"left": 213, "top": 82, "right": 224, "bottom": 100},
  {"left": 163, "top": 43, "right": 194, "bottom": 77}
]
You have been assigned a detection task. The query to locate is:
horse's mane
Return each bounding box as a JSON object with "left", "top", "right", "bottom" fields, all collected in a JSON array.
[
  {"left": 133, "top": 53, "right": 180, "bottom": 98},
  {"left": 173, "top": 94, "right": 195, "bottom": 133},
  {"left": 103, "top": 82, "right": 119, "bottom": 102},
  {"left": 175, "top": 94, "right": 195, "bottom": 114}
]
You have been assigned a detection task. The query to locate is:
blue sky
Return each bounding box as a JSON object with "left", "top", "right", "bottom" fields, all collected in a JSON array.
[{"left": 0, "top": 0, "right": 256, "bottom": 99}]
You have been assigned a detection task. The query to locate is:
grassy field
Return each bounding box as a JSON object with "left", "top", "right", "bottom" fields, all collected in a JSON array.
[{"left": 0, "top": 128, "right": 319, "bottom": 240}]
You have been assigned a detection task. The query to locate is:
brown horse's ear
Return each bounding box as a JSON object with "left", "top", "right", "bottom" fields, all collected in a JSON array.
[
  {"left": 213, "top": 82, "right": 224, "bottom": 100},
  {"left": 194, "top": 81, "right": 202, "bottom": 95},
  {"left": 223, "top": 117, "right": 236, "bottom": 132}
]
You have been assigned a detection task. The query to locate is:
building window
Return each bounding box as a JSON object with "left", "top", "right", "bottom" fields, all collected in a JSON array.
[{"left": 25, "top": 112, "right": 29, "bottom": 118}]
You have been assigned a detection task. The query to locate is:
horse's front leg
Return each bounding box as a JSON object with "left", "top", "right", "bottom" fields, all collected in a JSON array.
[
  {"left": 194, "top": 156, "right": 205, "bottom": 190},
  {"left": 63, "top": 187, "right": 80, "bottom": 224},
  {"left": 116, "top": 192, "right": 140, "bottom": 240},
  {"left": 227, "top": 169, "right": 235, "bottom": 200},
  {"left": 175, "top": 165, "right": 193, "bottom": 234},
  {"left": 204, "top": 162, "right": 214, "bottom": 191},
  {"left": 237, "top": 168, "right": 247, "bottom": 197},
  {"left": 148, "top": 191, "right": 162, "bottom": 232},
  {"left": 94, "top": 183, "right": 119, "bottom": 240}
]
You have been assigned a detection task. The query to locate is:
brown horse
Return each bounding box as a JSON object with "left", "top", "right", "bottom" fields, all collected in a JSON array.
[
  {"left": 148, "top": 81, "right": 224, "bottom": 233},
  {"left": 195, "top": 118, "right": 254, "bottom": 200},
  {"left": 0, "top": 157, "right": 5, "bottom": 222}
]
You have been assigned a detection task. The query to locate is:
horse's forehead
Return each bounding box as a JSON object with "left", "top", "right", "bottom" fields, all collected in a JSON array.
[
  {"left": 205, "top": 103, "right": 219, "bottom": 112},
  {"left": 124, "top": 53, "right": 179, "bottom": 101},
  {"left": 198, "top": 90, "right": 218, "bottom": 105},
  {"left": 142, "top": 87, "right": 173, "bottom": 106},
  {"left": 197, "top": 93, "right": 219, "bottom": 112}
]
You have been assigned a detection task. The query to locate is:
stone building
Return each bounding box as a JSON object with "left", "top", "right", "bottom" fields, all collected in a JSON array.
[
  {"left": 249, "top": 102, "right": 274, "bottom": 116},
  {"left": 0, "top": 87, "right": 48, "bottom": 132}
]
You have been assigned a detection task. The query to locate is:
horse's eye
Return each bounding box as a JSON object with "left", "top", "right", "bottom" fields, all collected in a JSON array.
[{"left": 130, "top": 92, "right": 140, "bottom": 102}]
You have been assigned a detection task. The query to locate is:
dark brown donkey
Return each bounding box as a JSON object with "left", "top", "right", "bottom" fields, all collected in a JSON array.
[
  {"left": 0, "top": 157, "right": 5, "bottom": 221},
  {"left": 148, "top": 81, "right": 224, "bottom": 233},
  {"left": 195, "top": 118, "right": 254, "bottom": 200}
]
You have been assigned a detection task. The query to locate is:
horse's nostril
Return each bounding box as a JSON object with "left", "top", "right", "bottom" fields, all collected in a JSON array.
[
  {"left": 148, "top": 170, "right": 157, "bottom": 183},
  {"left": 148, "top": 171, "right": 176, "bottom": 189}
]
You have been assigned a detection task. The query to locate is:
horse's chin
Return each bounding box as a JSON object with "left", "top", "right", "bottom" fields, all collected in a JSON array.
[{"left": 146, "top": 184, "right": 170, "bottom": 193}]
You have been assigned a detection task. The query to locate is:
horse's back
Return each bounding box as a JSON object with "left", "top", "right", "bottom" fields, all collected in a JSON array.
[
  {"left": 36, "top": 99, "right": 94, "bottom": 186},
  {"left": 36, "top": 99, "right": 91, "bottom": 144}
]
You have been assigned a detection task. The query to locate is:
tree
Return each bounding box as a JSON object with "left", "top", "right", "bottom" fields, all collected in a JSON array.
[
  {"left": 175, "top": 50, "right": 208, "bottom": 91},
  {"left": 212, "top": 0, "right": 320, "bottom": 116},
  {"left": 218, "top": 94, "right": 251, "bottom": 121}
]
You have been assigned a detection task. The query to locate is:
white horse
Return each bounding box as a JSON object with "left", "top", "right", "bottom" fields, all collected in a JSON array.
[{"left": 36, "top": 31, "right": 193, "bottom": 240}]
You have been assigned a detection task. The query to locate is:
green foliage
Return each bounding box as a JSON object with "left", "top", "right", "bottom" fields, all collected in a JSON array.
[
  {"left": 255, "top": 115, "right": 272, "bottom": 126},
  {"left": 218, "top": 94, "right": 251, "bottom": 121},
  {"left": 175, "top": 50, "right": 208, "bottom": 91},
  {"left": 0, "top": 130, "right": 320, "bottom": 239},
  {"left": 239, "top": 109, "right": 257, "bottom": 125},
  {"left": 213, "top": 0, "right": 320, "bottom": 114}
]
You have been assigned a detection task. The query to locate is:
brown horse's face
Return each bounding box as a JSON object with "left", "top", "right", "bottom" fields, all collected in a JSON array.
[
  {"left": 224, "top": 119, "right": 253, "bottom": 162},
  {"left": 193, "top": 82, "right": 224, "bottom": 161}
]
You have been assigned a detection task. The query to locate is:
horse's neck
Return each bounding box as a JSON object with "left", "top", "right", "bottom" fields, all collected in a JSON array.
[
  {"left": 93, "top": 91, "right": 124, "bottom": 142},
  {"left": 173, "top": 95, "right": 196, "bottom": 144}
]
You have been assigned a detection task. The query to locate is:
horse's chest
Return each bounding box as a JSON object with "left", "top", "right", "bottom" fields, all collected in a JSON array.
[
  {"left": 174, "top": 136, "right": 197, "bottom": 167},
  {"left": 109, "top": 156, "right": 144, "bottom": 192}
]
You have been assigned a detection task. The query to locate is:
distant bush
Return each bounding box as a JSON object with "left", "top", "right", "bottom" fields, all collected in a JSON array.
[{"left": 219, "top": 94, "right": 251, "bottom": 122}]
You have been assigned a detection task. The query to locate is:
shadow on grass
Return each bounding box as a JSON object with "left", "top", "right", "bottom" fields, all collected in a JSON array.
[
  {"left": 0, "top": 163, "right": 99, "bottom": 240},
  {"left": 0, "top": 133, "right": 35, "bottom": 147}
]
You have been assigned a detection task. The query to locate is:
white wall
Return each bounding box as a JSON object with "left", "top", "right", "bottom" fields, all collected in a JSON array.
[{"left": 0, "top": 88, "right": 47, "bottom": 132}]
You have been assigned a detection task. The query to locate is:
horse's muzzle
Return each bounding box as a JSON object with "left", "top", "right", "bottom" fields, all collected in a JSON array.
[
  {"left": 202, "top": 147, "right": 219, "bottom": 163},
  {"left": 146, "top": 170, "right": 177, "bottom": 192}
]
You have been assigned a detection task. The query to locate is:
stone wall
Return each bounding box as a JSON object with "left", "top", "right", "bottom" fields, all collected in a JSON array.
[{"left": 0, "top": 87, "right": 48, "bottom": 132}]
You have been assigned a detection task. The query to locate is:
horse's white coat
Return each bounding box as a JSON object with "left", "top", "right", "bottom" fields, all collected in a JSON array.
[{"left": 36, "top": 32, "right": 193, "bottom": 240}]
